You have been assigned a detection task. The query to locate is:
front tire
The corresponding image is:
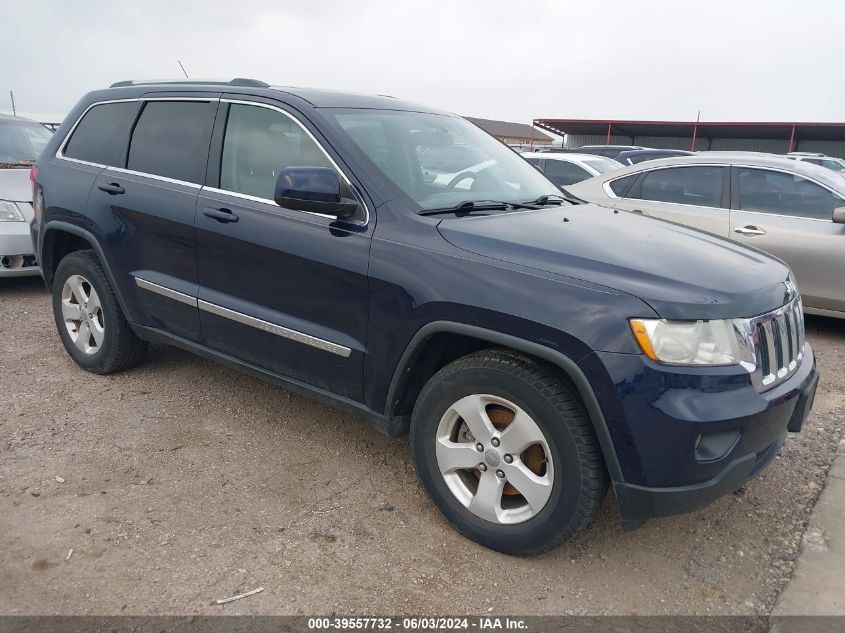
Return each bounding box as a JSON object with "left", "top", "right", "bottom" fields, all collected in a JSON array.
[
  {"left": 52, "top": 250, "right": 147, "bottom": 374},
  {"left": 410, "top": 349, "right": 608, "bottom": 555}
]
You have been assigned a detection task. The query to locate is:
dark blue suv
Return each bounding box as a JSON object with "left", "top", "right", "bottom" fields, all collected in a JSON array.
[{"left": 31, "top": 79, "right": 818, "bottom": 554}]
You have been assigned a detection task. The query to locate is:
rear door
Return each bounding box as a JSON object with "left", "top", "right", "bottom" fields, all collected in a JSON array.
[
  {"left": 730, "top": 166, "right": 845, "bottom": 313},
  {"left": 87, "top": 97, "right": 219, "bottom": 341},
  {"left": 614, "top": 165, "right": 730, "bottom": 236},
  {"left": 194, "top": 98, "right": 371, "bottom": 400}
]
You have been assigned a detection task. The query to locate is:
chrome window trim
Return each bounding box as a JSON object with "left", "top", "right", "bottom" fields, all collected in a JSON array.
[
  {"left": 197, "top": 300, "right": 352, "bottom": 358},
  {"left": 218, "top": 99, "right": 370, "bottom": 226},
  {"left": 134, "top": 277, "right": 198, "bottom": 307},
  {"left": 605, "top": 162, "right": 844, "bottom": 215},
  {"left": 107, "top": 166, "right": 203, "bottom": 189},
  {"left": 55, "top": 97, "right": 220, "bottom": 173},
  {"left": 730, "top": 209, "right": 834, "bottom": 223},
  {"left": 620, "top": 164, "right": 727, "bottom": 210},
  {"left": 732, "top": 164, "right": 845, "bottom": 221},
  {"left": 602, "top": 181, "right": 621, "bottom": 199},
  {"left": 201, "top": 186, "right": 336, "bottom": 220}
]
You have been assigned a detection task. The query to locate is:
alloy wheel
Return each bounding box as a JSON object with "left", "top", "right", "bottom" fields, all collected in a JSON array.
[
  {"left": 60, "top": 274, "right": 105, "bottom": 355},
  {"left": 435, "top": 394, "right": 554, "bottom": 524}
]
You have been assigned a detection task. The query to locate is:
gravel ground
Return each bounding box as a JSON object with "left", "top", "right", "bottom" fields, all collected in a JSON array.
[{"left": 1, "top": 276, "right": 843, "bottom": 616}]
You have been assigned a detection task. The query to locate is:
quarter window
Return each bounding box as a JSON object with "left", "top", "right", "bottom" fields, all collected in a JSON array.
[
  {"left": 63, "top": 102, "right": 140, "bottom": 166},
  {"left": 220, "top": 104, "right": 334, "bottom": 200},
  {"left": 127, "top": 101, "right": 215, "bottom": 184},
  {"left": 608, "top": 174, "right": 638, "bottom": 197},
  {"left": 638, "top": 166, "right": 724, "bottom": 207},
  {"left": 736, "top": 168, "right": 842, "bottom": 220}
]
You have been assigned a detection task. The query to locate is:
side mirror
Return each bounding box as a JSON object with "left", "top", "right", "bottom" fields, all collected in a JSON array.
[
  {"left": 274, "top": 166, "right": 360, "bottom": 220},
  {"left": 833, "top": 207, "right": 845, "bottom": 224}
]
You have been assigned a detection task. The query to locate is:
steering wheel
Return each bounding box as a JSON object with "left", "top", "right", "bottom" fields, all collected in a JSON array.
[{"left": 444, "top": 170, "right": 478, "bottom": 191}]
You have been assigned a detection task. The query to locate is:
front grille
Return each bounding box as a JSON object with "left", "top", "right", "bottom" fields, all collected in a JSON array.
[{"left": 749, "top": 296, "right": 804, "bottom": 391}]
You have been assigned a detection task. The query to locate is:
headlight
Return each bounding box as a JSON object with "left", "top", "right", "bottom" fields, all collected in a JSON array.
[
  {"left": 0, "top": 200, "right": 25, "bottom": 222},
  {"left": 629, "top": 318, "right": 756, "bottom": 367}
]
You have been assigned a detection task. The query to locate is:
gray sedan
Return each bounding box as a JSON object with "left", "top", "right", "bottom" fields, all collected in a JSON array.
[
  {"left": 566, "top": 154, "right": 845, "bottom": 318},
  {"left": 1, "top": 114, "right": 53, "bottom": 277}
]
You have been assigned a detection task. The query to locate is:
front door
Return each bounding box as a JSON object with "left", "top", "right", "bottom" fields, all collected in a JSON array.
[
  {"left": 194, "top": 100, "right": 371, "bottom": 400},
  {"left": 614, "top": 165, "right": 730, "bottom": 237},
  {"left": 730, "top": 166, "right": 845, "bottom": 313}
]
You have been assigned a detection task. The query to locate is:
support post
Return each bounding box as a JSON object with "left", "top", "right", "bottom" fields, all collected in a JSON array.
[
  {"left": 788, "top": 124, "right": 796, "bottom": 153},
  {"left": 606, "top": 122, "right": 612, "bottom": 144}
]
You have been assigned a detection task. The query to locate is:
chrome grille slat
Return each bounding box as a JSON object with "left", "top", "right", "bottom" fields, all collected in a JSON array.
[{"left": 747, "top": 296, "right": 804, "bottom": 391}]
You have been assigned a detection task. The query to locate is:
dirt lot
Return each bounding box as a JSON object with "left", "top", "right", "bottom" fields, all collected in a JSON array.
[{"left": 1, "top": 276, "right": 843, "bottom": 616}]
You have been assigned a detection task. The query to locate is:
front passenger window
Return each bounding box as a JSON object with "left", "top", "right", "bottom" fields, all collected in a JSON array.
[
  {"left": 737, "top": 168, "right": 843, "bottom": 219},
  {"left": 220, "top": 104, "right": 334, "bottom": 201}
]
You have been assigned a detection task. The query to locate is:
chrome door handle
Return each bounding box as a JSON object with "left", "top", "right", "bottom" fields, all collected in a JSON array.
[{"left": 734, "top": 226, "right": 766, "bottom": 236}]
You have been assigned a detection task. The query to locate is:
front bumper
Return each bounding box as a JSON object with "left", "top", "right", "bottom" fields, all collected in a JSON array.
[
  {"left": 583, "top": 343, "right": 818, "bottom": 527},
  {"left": 0, "top": 224, "right": 39, "bottom": 277}
]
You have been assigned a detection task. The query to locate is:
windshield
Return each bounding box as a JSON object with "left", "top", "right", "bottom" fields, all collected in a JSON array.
[
  {"left": 326, "top": 110, "right": 561, "bottom": 211},
  {"left": 0, "top": 119, "right": 53, "bottom": 166},
  {"left": 582, "top": 157, "right": 620, "bottom": 175}
]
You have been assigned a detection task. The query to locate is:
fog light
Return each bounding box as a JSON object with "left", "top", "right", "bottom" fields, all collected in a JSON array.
[{"left": 695, "top": 429, "right": 741, "bottom": 462}]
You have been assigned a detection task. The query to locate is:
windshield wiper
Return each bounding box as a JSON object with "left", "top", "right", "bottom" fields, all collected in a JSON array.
[
  {"left": 524, "top": 192, "right": 583, "bottom": 206},
  {"left": 418, "top": 200, "right": 518, "bottom": 217}
]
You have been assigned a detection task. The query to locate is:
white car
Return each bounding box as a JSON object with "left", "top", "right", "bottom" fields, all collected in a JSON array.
[
  {"left": 521, "top": 152, "right": 621, "bottom": 187},
  {"left": 787, "top": 152, "right": 845, "bottom": 175},
  {"left": 1, "top": 114, "right": 53, "bottom": 277}
]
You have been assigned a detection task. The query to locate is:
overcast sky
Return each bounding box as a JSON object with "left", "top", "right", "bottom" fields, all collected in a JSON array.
[{"left": 2, "top": 0, "right": 842, "bottom": 128}]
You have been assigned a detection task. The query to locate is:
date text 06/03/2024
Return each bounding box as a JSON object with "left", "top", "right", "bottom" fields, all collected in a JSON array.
[{"left": 306, "top": 617, "right": 528, "bottom": 630}]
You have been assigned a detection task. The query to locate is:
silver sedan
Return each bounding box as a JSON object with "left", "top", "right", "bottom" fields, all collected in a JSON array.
[{"left": 566, "top": 154, "right": 845, "bottom": 318}]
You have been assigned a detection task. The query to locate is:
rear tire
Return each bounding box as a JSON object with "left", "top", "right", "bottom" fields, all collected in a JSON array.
[
  {"left": 410, "top": 349, "right": 608, "bottom": 555},
  {"left": 52, "top": 250, "right": 147, "bottom": 374}
]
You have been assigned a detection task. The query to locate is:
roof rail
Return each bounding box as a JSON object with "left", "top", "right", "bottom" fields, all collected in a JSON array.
[{"left": 109, "top": 78, "right": 270, "bottom": 88}]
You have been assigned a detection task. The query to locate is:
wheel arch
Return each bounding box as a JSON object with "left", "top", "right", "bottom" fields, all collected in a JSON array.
[
  {"left": 386, "top": 321, "right": 624, "bottom": 483},
  {"left": 41, "top": 221, "right": 135, "bottom": 323}
]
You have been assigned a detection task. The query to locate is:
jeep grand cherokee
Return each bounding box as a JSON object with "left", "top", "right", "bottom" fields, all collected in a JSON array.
[{"left": 30, "top": 79, "right": 818, "bottom": 554}]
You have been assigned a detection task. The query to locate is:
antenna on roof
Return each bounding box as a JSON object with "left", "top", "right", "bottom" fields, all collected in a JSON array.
[
  {"left": 177, "top": 60, "right": 189, "bottom": 79},
  {"left": 9, "top": 90, "right": 16, "bottom": 116}
]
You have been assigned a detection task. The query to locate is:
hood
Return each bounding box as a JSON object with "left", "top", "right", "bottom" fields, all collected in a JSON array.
[
  {"left": 0, "top": 168, "right": 33, "bottom": 202},
  {"left": 437, "top": 204, "right": 793, "bottom": 320}
]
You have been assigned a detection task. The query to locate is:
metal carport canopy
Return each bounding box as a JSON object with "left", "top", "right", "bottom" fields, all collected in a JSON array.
[{"left": 533, "top": 119, "right": 845, "bottom": 143}]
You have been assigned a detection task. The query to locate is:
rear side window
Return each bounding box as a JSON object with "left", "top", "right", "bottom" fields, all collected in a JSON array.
[
  {"left": 127, "top": 101, "right": 216, "bottom": 184},
  {"left": 737, "top": 168, "right": 843, "bottom": 220},
  {"left": 63, "top": 102, "right": 139, "bottom": 166},
  {"left": 542, "top": 159, "right": 591, "bottom": 186},
  {"left": 608, "top": 174, "right": 638, "bottom": 197},
  {"left": 638, "top": 166, "right": 723, "bottom": 207}
]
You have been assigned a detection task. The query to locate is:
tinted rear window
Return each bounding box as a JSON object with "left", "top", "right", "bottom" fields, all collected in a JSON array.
[
  {"left": 63, "top": 102, "right": 140, "bottom": 166},
  {"left": 638, "top": 166, "right": 724, "bottom": 207},
  {"left": 127, "top": 101, "right": 215, "bottom": 184}
]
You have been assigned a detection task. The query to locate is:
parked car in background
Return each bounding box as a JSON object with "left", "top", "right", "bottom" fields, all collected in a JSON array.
[
  {"left": 573, "top": 145, "right": 643, "bottom": 159},
  {"left": 787, "top": 152, "right": 845, "bottom": 174},
  {"left": 615, "top": 148, "right": 693, "bottom": 165},
  {"left": 32, "top": 80, "right": 817, "bottom": 555},
  {"left": 521, "top": 152, "right": 621, "bottom": 187},
  {"left": 1, "top": 113, "right": 52, "bottom": 277},
  {"left": 567, "top": 155, "right": 845, "bottom": 318}
]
